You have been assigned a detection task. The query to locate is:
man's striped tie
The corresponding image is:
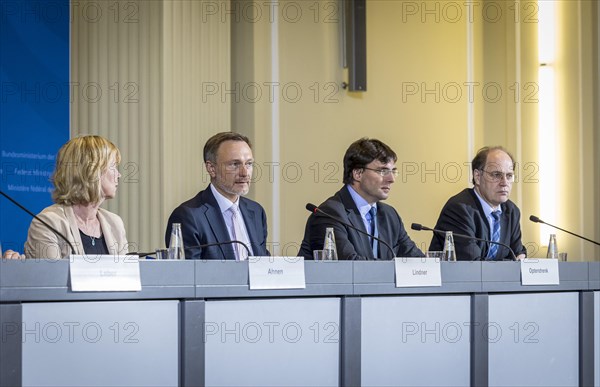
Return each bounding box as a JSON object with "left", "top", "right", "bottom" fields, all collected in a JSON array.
[{"left": 488, "top": 210, "right": 501, "bottom": 259}]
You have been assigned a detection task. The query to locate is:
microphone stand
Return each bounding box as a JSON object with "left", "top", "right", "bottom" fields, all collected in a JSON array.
[
  {"left": 1, "top": 190, "right": 75, "bottom": 254},
  {"left": 411, "top": 223, "right": 517, "bottom": 261},
  {"left": 306, "top": 203, "right": 395, "bottom": 258},
  {"left": 529, "top": 216, "right": 600, "bottom": 246},
  {"left": 128, "top": 240, "right": 251, "bottom": 259}
]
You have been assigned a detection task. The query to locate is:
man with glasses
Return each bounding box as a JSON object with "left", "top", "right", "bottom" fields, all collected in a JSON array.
[
  {"left": 299, "top": 138, "right": 424, "bottom": 260},
  {"left": 429, "top": 146, "right": 527, "bottom": 261},
  {"left": 165, "top": 132, "right": 269, "bottom": 260}
]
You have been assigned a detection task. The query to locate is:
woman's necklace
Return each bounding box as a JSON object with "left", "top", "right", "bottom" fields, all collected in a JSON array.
[{"left": 76, "top": 216, "right": 100, "bottom": 246}]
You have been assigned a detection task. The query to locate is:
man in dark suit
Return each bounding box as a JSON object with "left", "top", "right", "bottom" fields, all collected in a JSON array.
[
  {"left": 299, "top": 138, "right": 424, "bottom": 260},
  {"left": 165, "top": 132, "right": 268, "bottom": 260},
  {"left": 429, "top": 146, "right": 527, "bottom": 261}
]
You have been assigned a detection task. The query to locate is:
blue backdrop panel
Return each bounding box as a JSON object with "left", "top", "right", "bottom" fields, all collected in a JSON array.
[{"left": 0, "top": 0, "right": 70, "bottom": 252}]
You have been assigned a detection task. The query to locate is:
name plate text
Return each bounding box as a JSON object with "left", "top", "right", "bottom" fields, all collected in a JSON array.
[
  {"left": 249, "top": 256, "right": 306, "bottom": 290},
  {"left": 70, "top": 255, "right": 142, "bottom": 292},
  {"left": 520, "top": 258, "right": 560, "bottom": 285},
  {"left": 394, "top": 257, "right": 442, "bottom": 287}
]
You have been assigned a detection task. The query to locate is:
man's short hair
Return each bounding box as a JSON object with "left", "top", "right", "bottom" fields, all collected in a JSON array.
[
  {"left": 203, "top": 132, "right": 252, "bottom": 163},
  {"left": 471, "top": 146, "right": 515, "bottom": 185},
  {"left": 343, "top": 138, "right": 397, "bottom": 184},
  {"left": 52, "top": 135, "right": 121, "bottom": 205}
]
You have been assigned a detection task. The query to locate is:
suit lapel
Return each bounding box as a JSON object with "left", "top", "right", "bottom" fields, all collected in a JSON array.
[
  {"left": 339, "top": 188, "right": 374, "bottom": 259},
  {"left": 201, "top": 188, "right": 236, "bottom": 259},
  {"left": 64, "top": 205, "right": 85, "bottom": 255},
  {"left": 239, "top": 199, "right": 258, "bottom": 256},
  {"left": 97, "top": 209, "right": 117, "bottom": 254},
  {"left": 468, "top": 189, "right": 491, "bottom": 256},
  {"left": 500, "top": 205, "right": 509, "bottom": 242},
  {"left": 499, "top": 204, "right": 511, "bottom": 257},
  {"left": 376, "top": 209, "right": 392, "bottom": 259}
]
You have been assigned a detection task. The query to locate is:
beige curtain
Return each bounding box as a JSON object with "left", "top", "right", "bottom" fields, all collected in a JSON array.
[{"left": 72, "top": 0, "right": 231, "bottom": 253}]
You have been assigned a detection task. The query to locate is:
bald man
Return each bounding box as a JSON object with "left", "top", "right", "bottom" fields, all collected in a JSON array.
[{"left": 429, "top": 146, "right": 527, "bottom": 261}]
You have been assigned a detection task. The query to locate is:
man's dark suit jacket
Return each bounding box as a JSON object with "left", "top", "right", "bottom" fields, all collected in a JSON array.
[
  {"left": 165, "top": 186, "right": 269, "bottom": 260},
  {"left": 298, "top": 186, "right": 424, "bottom": 260},
  {"left": 429, "top": 188, "right": 527, "bottom": 261}
]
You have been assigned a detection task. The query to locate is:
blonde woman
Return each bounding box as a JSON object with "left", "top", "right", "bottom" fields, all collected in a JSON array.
[{"left": 25, "top": 135, "right": 128, "bottom": 258}]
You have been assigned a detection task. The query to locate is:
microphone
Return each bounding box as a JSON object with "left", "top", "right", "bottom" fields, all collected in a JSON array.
[
  {"left": 128, "top": 240, "right": 251, "bottom": 259},
  {"left": 529, "top": 215, "right": 600, "bottom": 246},
  {"left": 0, "top": 190, "right": 75, "bottom": 254},
  {"left": 305, "top": 203, "right": 395, "bottom": 257},
  {"left": 411, "top": 223, "right": 517, "bottom": 261},
  {"left": 127, "top": 251, "right": 157, "bottom": 258}
]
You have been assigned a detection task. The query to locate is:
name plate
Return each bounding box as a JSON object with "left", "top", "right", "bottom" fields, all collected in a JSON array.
[
  {"left": 248, "top": 256, "right": 306, "bottom": 290},
  {"left": 70, "top": 255, "right": 142, "bottom": 292},
  {"left": 394, "top": 257, "right": 442, "bottom": 287},
  {"left": 520, "top": 258, "right": 560, "bottom": 285}
]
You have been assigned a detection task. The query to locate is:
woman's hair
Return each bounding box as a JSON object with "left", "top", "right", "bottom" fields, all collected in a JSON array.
[{"left": 51, "top": 135, "right": 121, "bottom": 205}]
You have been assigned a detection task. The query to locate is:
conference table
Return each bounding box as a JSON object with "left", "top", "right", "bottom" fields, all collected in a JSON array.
[{"left": 0, "top": 259, "right": 598, "bottom": 387}]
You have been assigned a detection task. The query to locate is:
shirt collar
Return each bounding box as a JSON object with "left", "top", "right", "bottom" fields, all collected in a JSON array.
[
  {"left": 473, "top": 187, "right": 502, "bottom": 219},
  {"left": 210, "top": 184, "right": 239, "bottom": 214},
  {"left": 346, "top": 185, "right": 376, "bottom": 218}
]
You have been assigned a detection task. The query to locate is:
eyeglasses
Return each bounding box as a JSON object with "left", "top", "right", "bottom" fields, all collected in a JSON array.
[
  {"left": 480, "top": 169, "right": 515, "bottom": 182},
  {"left": 363, "top": 167, "right": 399, "bottom": 177}
]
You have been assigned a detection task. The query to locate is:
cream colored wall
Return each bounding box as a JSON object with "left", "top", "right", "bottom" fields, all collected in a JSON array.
[
  {"left": 234, "top": 0, "right": 599, "bottom": 260},
  {"left": 478, "top": 0, "right": 599, "bottom": 259},
  {"left": 72, "top": 0, "right": 598, "bottom": 259},
  {"left": 553, "top": 0, "right": 600, "bottom": 260},
  {"left": 440, "top": 0, "right": 599, "bottom": 259},
  {"left": 71, "top": 0, "right": 164, "bottom": 254},
  {"left": 235, "top": 0, "right": 471, "bottom": 255},
  {"left": 72, "top": 0, "right": 230, "bottom": 253},
  {"left": 596, "top": 1, "right": 600, "bottom": 252},
  {"left": 161, "top": 0, "right": 231, "bottom": 231},
  {"left": 477, "top": 0, "right": 539, "bottom": 255}
]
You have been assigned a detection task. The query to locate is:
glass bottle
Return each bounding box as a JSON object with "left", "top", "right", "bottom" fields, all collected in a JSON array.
[
  {"left": 442, "top": 231, "right": 457, "bottom": 262},
  {"left": 168, "top": 223, "right": 185, "bottom": 260},
  {"left": 546, "top": 234, "right": 558, "bottom": 259},
  {"left": 323, "top": 227, "right": 338, "bottom": 261}
]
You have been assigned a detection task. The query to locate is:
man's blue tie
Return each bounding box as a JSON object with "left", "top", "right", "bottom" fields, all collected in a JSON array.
[
  {"left": 368, "top": 206, "right": 378, "bottom": 258},
  {"left": 488, "top": 210, "right": 501, "bottom": 259}
]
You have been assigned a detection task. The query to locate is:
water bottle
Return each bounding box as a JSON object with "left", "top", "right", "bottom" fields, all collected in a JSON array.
[
  {"left": 546, "top": 234, "right": 558, "bottom": 259},
  {"left": 323, "top": 227, "right": 338, "bottom": 261},
  {"left": 168, "top": 223, "right": 185, "bottom": 260},
  {"left": 442, "top": 231, "right": 457, "bottom": 262}
]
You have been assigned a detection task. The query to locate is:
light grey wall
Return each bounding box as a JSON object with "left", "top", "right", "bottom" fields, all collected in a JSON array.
[
  {"left": 488, "top": 292, "right": 579, "bottom": 387},
  {"left": 204, "top": 297, "right": 340, "bottom": 386},
  {"left": 361, "top": 295, "right": 471, "bottom": 386},
  {"left": 22, "top": 300, "right": 179, "bottom": 387}
]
